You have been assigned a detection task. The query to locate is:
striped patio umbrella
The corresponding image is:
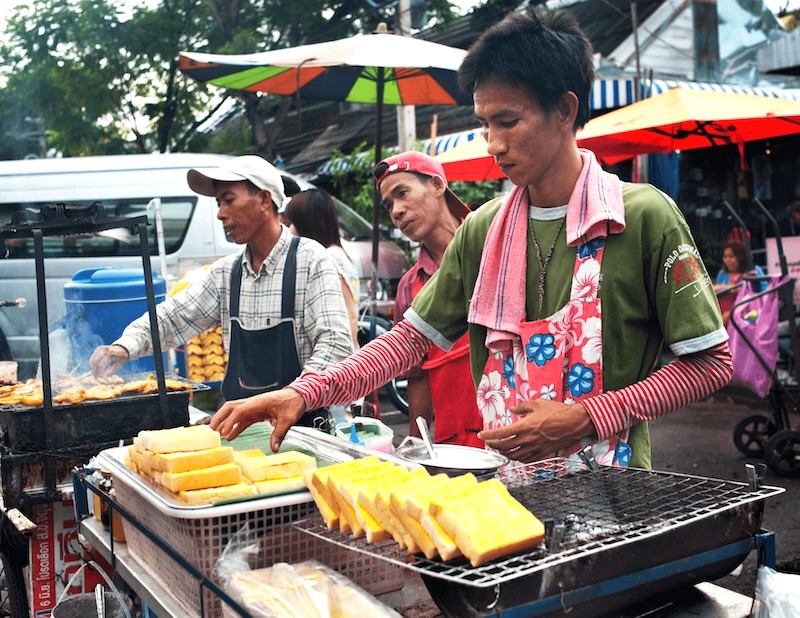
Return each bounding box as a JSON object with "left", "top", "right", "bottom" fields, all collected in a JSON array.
[{"left": 180, "top": 26, "right": 470, "bottom": 294}]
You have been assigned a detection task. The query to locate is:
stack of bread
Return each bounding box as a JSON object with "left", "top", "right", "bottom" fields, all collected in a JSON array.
[
  {"left": 124, "top": 425, "right": 316, "bottom": 505},
  {"left": 184, "top": 326, "right": 227, "bottom": 383},
  {"left": 304, "top": 456, "right": 545, "bottom": 567},
  {"left": 223, "top": 560, "right": 400, "bottom": 618},
  {"left": 170, "top": 273, "right": 229, "bottom": 383}
]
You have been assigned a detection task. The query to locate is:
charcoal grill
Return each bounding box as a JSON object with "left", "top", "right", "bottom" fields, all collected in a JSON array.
[
  {"left": 293, "top": 459, "right": 784, "bottom": 617},
  {"left": 0, "top": 202, "right": 174, "bottom": 507}
]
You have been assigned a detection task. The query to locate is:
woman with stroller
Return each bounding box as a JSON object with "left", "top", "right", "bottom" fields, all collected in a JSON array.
[{"left": 714, "top": 239, "right": 765, "bottom": 326}]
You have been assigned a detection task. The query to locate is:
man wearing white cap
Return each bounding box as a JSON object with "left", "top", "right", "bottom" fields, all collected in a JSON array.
[{"left": 90, "top": 155, "right": 354, "bottom": 429}]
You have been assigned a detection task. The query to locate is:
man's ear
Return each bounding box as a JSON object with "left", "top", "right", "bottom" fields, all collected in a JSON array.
[
  {"left": 261, "top": 189, "right": 274, "bottom": 211},
  {"left": 431, "top": 174, "right": 447, "bottom": 196},
  {"left": 558, "top": 92, "right": 579, "bottom": 130}
]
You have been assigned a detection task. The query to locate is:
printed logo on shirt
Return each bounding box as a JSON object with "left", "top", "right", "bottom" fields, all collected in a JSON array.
[{"left": 663, "top": 243, "right": 711, "bottom": 296}]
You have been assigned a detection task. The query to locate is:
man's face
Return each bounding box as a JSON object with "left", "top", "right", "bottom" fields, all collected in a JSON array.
[
  {"left": 379, "top": 171, "right": 444, "bottom": 243},
  {"left": 214, "top": 181, "right": 272, "bottom": 244},
  {"left": 474, "top": 80, "right": 567, "bottom": 190}
]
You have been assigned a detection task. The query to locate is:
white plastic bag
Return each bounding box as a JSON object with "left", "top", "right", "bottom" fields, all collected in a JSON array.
[{"left": 752, "top": 566, "right": 800, "bottom": 617}]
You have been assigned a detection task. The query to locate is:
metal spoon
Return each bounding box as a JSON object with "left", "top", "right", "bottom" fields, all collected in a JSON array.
[
  {"left": 94, "top": 583, "right": 105, "bottom": 618},
  {"left": 415, "top": 416, "right": 437, "bottom": 462}
]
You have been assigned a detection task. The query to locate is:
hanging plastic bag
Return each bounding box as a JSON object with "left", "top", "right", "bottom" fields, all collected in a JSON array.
[
  {"left": 727, "top": 277, "right": 785, "bottom": 398},
  {"left": 752, "top": 565, "right": 800, "bottom": 617}
]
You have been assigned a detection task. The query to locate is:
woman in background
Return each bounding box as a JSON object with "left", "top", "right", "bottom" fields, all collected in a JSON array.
[
  {"left": 284, "top": 189, "right": 360, "bottom": 347},
  {"left": 714, "top": 239, "right": 765, "bottom": 325}
]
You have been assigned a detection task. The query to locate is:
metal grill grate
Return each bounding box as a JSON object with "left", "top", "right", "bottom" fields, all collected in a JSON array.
[{"left": 292, "top": 459, "right": 784, "bottom": 587}]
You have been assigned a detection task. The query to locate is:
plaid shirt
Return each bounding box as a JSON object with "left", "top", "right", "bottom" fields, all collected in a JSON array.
[{"left": 116, "top": 227, "right": 354, "bottom": 374}]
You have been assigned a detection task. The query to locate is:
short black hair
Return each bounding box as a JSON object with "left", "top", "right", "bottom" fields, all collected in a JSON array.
[{"left": 458, "top": 7, "right": 594, "bottom": 130}]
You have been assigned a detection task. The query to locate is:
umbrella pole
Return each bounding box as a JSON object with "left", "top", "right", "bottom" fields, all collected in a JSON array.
[
  {"left": 366, "top": 69, "right": 385, "bottom": 418},
  {"left": 370, "top": 69, "right": 385, "bottom": 321}
]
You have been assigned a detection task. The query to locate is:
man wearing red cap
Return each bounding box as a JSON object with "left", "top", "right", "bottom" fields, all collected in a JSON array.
[{"left": 376, "top": 152, "right": 483, "bottom": 448}]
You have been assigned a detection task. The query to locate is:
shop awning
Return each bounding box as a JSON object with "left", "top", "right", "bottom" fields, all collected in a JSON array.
[{"left": 590, "top": 77, "right": 800, "bottom": 109}]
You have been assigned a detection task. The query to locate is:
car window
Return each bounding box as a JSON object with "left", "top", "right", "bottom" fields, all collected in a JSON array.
[
  {"left": 332, "top": 197, "right": 372, "bottom": 241},
  {"left": 0, "top": 198, "right": 196, "bottom": 258}
]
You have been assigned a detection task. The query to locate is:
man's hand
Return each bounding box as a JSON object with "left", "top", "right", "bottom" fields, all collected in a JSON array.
[
  {"left": 210, "top": 388, "right": 307, "bottom": 452},
  {"left": 89, "top": 344, "right": 129, "bottom": 377},
  {"left": 478, "top": 400, "right": 595, "bottom": 463}
]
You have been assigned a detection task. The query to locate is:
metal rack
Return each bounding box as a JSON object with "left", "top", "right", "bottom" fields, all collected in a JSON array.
[
  {"left": 0, "top": 202, "right": 169, "bottom": 504},
  {"left": 291, "top": 459, "right": 784, "bottom": 617}
]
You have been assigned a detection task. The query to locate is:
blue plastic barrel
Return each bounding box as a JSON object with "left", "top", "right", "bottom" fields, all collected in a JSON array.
[{"left": 63, "top": 267, "right": 166, "bottom": 375}]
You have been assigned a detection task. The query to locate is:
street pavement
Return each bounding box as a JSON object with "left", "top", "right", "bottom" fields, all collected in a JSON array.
[
  {"left": 376, "top": 382, "right": 800, "bottom": 606},
  {"left": 649, "top": 386, "right": 800, "bottom": 597}
]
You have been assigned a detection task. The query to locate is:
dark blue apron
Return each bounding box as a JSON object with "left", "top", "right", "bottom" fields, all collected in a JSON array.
[{"left": 221, "top": 237, "right": 331, "bottom": 431}]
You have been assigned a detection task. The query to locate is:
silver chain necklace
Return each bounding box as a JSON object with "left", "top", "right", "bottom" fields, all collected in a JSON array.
[{"left": 528, "top": 216, "right": 566, "bottom": 317}]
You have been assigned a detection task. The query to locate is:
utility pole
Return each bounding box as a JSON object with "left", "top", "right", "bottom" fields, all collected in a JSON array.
[
  {"left": 630, "top": 3, "right": 647, "bottom": 184},
  {"left": 396, "top": 0, "right": 416, "bottom": 152}
]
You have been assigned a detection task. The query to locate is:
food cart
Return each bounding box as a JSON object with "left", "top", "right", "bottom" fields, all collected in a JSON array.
[
  {"left": 1, "top": 203, "right": 788, "bottom": 618},
  {"left": 71, "top": 425, "right": 784, "bottom": 618}
]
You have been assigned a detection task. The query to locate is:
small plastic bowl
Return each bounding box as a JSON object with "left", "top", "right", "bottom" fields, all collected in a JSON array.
[
  {"left": 334, "top": 417, "right": 395, "bottom": 453},
  {"left": 0, "top": 361, "right": 17, "bottom": 386}
]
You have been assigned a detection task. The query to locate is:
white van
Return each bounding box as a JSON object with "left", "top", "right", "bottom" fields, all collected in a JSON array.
[{"left": 0, "top": 153, "right": 409, "bottom": 378}]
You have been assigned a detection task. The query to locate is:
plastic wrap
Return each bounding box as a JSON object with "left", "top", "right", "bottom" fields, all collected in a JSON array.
[
  {"left": 215, "top": 525, "right": 401, "bottom": 618},
  {"left": 753, "top": 566, "right": 800, "bottom": 618},
  {"left": 221, "top": 560, "right": 402, "bottom": 618}
]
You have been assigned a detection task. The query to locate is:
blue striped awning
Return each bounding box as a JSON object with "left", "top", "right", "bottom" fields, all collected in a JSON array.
[
  {"left": 590, "top": 77, "right": 800, "bottom": 110},
  {"left": 315, "top": 127, "right": 483, "bottom": 176}
]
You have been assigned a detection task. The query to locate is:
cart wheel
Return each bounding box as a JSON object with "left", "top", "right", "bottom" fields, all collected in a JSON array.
[
  {"left": 764, "top": 430, "right": 800, "bottom": 477},
  {"left": 385, "top": 376, "right": 408, "bottom": 415},
  {"left": 733, "top": 415, "right": 775, "bottom": 457}
]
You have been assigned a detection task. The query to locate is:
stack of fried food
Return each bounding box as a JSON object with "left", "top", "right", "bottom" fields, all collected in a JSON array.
[
  {"left": 0, "top": 373, "right": 193, "bottom": 408},
  {"left": 184, "top": 326, "right": 228, "bottom": 383},
  {"left": 304, "top": 456, "right": 545, "bottom": 567},
  {"left": 124, "top": 425, "right": 317, "bottom": 505}
]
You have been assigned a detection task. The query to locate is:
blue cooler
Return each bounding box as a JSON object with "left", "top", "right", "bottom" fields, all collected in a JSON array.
[{"left": 63, "top": 267, "right": 167, "bottom": 375}]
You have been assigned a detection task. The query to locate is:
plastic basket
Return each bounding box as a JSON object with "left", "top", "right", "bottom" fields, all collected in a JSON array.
[{"left": 113, "top": 462, "right": 404, "bottom": 617}]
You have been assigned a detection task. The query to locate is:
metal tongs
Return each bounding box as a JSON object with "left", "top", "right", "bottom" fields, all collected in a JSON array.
[{"left": 94, "top": 583, "right": 105, "bottom": 617}]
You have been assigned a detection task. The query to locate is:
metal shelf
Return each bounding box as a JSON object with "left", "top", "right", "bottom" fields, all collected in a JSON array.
[{"left": 79, "top": 518, "right": 189, "bottom": 618}]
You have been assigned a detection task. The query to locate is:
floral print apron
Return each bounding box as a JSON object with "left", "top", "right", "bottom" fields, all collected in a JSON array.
[{"left": 477, "top": 237, "right": 631, "bottom": 467}]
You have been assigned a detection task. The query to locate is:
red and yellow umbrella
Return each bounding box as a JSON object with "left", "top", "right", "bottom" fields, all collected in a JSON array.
[
  {"left": 435, "top": 88, "right": 800, "bottom": 182},
  {"left": 576, "top": 87, "right": 800, "bottom": 163}
]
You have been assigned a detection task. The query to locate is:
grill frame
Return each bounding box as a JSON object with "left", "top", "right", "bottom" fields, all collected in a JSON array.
[
  {"left": 0, "top": 375, "right": 208, "bottom": 452},
  {"left": 292, "top": 459, "right": 784, "bottom": 589}
]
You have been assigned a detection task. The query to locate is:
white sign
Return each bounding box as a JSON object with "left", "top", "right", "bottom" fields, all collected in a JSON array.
[{"left": 765, "top": 236, "right": 800, "bottom": 306}]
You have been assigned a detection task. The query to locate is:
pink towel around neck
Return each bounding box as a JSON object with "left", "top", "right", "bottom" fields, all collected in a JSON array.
[{"left": 468, "top": 149, "right": 625, "bottom": 346}]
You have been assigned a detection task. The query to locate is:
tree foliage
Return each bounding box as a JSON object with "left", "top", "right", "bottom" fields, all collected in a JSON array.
[
  {"left": 0, "top": 0, "right": 461, "bottom": 161},
  {"left": 328, "top": 141, "right": 388, "bottom": 224}
]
